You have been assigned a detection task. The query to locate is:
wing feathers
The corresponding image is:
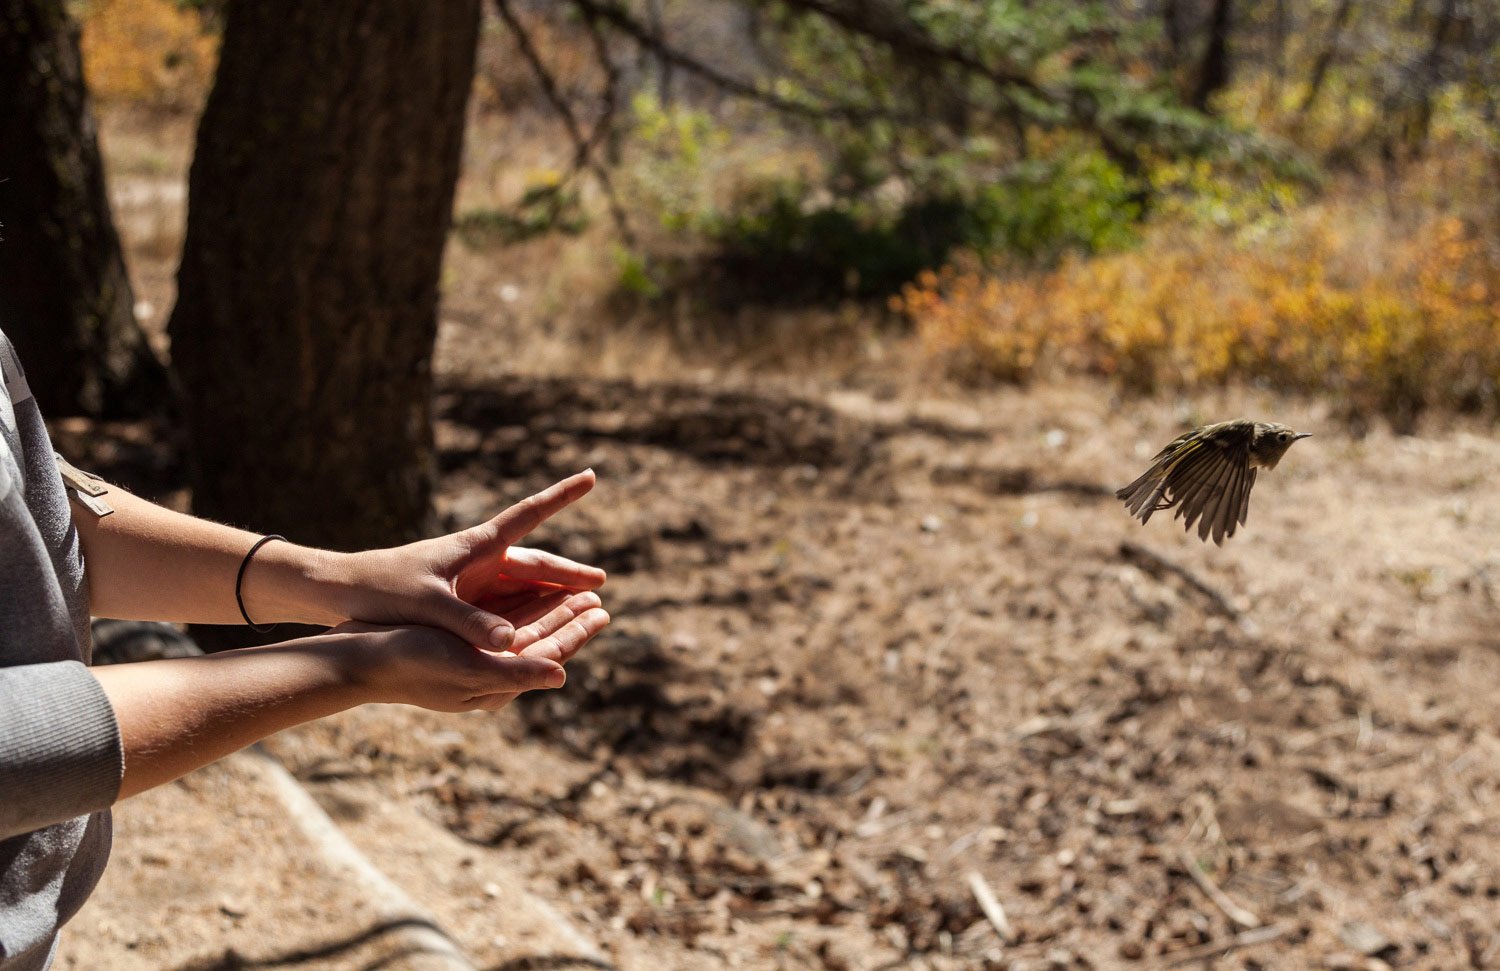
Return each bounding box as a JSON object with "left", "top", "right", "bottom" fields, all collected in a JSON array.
[
  {"left": 1117, "top": 421, "right": 1269, "bottom": 543},
  {"left": 1207, "top": 455, "right": 1243, "bottom": 544},
  {"left": 1187, "top": 445, "right": 1236, "bottom": 541}
]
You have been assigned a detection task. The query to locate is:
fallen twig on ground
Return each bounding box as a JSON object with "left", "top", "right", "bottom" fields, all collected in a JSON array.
[
  {"left": 966, "top": 871, "right": 1015, "bottom": 944},
  {"left": 1177, "top": 848, "right": 1261, "bottom": 930},
  {"left": 1163, "top": 924, "right": 1287, "bottom": 966}
]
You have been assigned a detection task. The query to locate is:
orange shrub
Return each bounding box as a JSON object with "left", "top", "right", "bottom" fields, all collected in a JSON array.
[
  {"left": 78, "top": 0, "right": 217, "bottom": 109},
  {"left": 896, "top": 202, "right": 1500, "bottom": 428}
]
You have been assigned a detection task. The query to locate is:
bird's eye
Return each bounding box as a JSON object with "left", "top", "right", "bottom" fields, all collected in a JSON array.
[{"left": 1279, "top": 432, "right": 1291, "bottom": 442}]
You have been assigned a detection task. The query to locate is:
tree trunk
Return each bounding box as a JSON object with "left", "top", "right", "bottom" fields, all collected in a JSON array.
[
  {"left": 1402, "top": 0, "right": 1459, "bottom": 152},
  {"left": 1298, "top": 0, "right": 1354, "bottom": 117},
  {"left": 1190, "top": 0, "right": 1234, "bottom": 113},
  {"left": 1161, "top": 0, "right": 1185, "bottom": 76},
  {"left": 0, "top": 0, "right": 168, "bottom": 418},
  {"left": 168, "top": 0, "right": 481, "bottom": 553}
]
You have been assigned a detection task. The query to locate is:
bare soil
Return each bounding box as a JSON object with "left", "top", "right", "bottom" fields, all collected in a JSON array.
[{"left": 261, "top": 370, "right": 1500, "bottom": 971}]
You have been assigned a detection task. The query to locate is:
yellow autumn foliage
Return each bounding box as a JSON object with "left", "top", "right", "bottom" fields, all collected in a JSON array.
[
  {"left": 77, "top": 0, "right": 216, "bottom": 109},
  {"left": 897, "top": 200, "right": 1500, "bottom": 428}
]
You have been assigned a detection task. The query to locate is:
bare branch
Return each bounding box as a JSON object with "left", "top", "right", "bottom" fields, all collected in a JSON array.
[
  {"left": 770, "top": 0, "right": 1042, "bottom": 97},
  {"left": 491, "top": 0, "right": 634, "bottom": 242},
  {"left": 565, "top": 0, "right": 899, "bottom": 124},
  {"left": 579, "top": 10, "right": 622, "bottom": 166}
]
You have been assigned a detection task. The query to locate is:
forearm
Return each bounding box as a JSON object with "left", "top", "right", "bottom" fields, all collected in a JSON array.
[
  {"left": 72, "top": 485, "right": 348, "bottom": 627},
  {"left": 92, "top": 638, "right": 363, "bottom": 800}
]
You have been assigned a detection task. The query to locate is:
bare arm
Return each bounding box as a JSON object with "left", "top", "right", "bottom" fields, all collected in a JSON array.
[
  {"left": 92, "top": 638, "right": 359, "bottom": 799},
  {"left": 71, "top": 485, "right": 343, "bottom": 627},
  {"left": 94, "top": 594, "right": 608, "bottom": 800},
  {"left": 71, "top": 469, "right": 606, "bottom": 647}
]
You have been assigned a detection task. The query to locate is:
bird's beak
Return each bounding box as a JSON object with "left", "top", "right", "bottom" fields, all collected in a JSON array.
[{"left": 1294, "top": 432, "right": 1313, "bottom": 440}]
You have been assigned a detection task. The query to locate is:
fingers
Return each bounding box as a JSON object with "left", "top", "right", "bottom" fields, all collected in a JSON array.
[
  {"left": 491, "top": 590, "right": 575, "bottom": 634},
  {"left": 471, "top": 469, "right": 597, "bottom": 550},
  {"left": 512, "top": 591, "right": 602, "bottom": 652},
  {"left": 503, "top": 546, "right": 607, "bottom": 590},
  {"left": 476, "top": 588, "right": 598, "bottom": 653},
  {"left": 468, "top": 652, "right": 567, "bottom": 696},
  {"left": 519, "top": 604, "right": 610, "bottom": 665},
  {"left": 467, "top": 604, "right": 609, "bottom": 710}
]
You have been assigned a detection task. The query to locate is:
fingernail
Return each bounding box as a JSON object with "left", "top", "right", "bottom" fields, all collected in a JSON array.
[
  {"left": 489, "top": 625, "right": 514, "bottom": 649},
  {"left": 545, "top": 668, "right": 566, "bottom": 689}
]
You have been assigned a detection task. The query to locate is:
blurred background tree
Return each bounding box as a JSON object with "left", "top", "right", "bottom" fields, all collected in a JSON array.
[
  {"left": 168, "top": 0, "right": 480, "bottom": 554},
  {"left": 0, "top": 0, "right": 166, "bottom": 417}
]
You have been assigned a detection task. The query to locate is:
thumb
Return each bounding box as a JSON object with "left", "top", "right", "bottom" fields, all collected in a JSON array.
[
  {"left": 474, "top": 653, "right": 567, "bottom": 693},
  {"left": 433, "top": 594, "right": 515, "bottom": 650}
]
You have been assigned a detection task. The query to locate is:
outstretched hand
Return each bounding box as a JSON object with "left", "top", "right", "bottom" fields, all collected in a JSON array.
[
  {"left": 334, "top": 588, "right": 608, "bottom": 712},
  {"left": 326, "top": 470, "right": 606, "bottom": 649}
]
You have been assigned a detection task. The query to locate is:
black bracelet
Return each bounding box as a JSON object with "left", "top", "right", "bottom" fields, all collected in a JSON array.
[{"left": 235, "top": 534, "right": 287, "bottom": 633}]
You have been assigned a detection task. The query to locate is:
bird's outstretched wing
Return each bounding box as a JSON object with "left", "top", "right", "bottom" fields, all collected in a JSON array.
[{"left": 1116, "top": 420, "right": 1257, "bottom": 545}]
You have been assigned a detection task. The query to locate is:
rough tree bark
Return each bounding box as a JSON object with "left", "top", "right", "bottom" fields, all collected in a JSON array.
[
  {"left": 0, "top": 0, "right": 167, "bottom": 417},
  {"left": 168, "top": 0, "right": 481, "bottom": 552}
]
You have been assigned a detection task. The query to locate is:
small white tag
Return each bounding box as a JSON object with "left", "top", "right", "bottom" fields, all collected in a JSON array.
[
  {"left": 68, "top": 487, "right": 115, "bottom": 517},
  {"left": 2, "top": 341, "right": 33, "bottom": 406},
  {"left": 57, "top": 455, "right": 109, "bottom": 496}
]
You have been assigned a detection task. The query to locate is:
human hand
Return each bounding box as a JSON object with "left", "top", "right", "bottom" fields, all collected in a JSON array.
[
  {"left": 332, "top": 588, "right": 609, "bottom": 712},
  {"left": 319, "top": 470, "right": 606, "bottom": 650},
  {"left": 470, "top": 587, "right": 606, "bottom": 710}
]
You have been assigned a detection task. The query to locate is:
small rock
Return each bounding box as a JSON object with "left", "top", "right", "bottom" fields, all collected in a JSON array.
[
  {"left": 1339, "top": 920, "right": 1393, "bottom": 957},
  {"left": 920, "top": 514, "right": 944, "bottom": 533}
]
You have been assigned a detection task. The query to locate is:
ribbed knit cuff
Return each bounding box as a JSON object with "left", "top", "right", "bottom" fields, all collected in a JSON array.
[{"left": 0, "top": 660, "right": 123, "bottom": 840}]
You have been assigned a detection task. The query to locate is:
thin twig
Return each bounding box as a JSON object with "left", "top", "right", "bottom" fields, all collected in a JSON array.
[
  {"left": 566, "top": 0, "right": 902, "bottom": 124},
  {"left": 1119, "top": 541, "right": 1241, "bottom": 620},
  {"left": 1163, "top": 924, "right": 1286, "bottom": 966},
  {"left": 773, "top": 0, "right": 1042, "bottom": 94},
  {"left": 966, "top": 871, "right": 1015, "bottom": 944},
  {"left": 579, "top": 11, "right": 622, "bottom": 166},
  {"left": 492, "top": 0, "right": 635, "bottom": 243},
  {"left": 1177, "top": 848, "right": 1261, "bottom": 930}
]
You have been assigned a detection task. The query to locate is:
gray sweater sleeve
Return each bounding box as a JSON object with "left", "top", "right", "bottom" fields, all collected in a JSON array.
[{"left": 0, "top": 660, "right": 123, "bottom": 840}]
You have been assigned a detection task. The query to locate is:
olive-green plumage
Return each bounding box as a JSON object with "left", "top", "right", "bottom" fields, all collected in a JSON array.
[{"left": 1116, "top": 420, "right": 1311, "bottom": 545}]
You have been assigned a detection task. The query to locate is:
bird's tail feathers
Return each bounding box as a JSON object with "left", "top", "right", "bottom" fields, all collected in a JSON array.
[{"left": 1116, "top": 469, "right": 1169, "bottom": 524}]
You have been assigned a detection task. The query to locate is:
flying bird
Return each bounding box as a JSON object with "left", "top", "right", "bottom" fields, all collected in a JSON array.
[{"left": 1116, "top": 419, "right": 1311, "bottom": 545}]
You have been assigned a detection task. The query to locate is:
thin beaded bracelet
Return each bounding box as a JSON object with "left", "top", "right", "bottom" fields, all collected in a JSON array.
[{"left": 235, "top": 534, "right": 287, "bottom": 633}]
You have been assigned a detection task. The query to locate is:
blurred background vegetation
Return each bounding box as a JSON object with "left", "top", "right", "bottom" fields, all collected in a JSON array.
[
  {"left": 82, "top": 0, "right": 1499, "bottom": 420},
  {"left": 3, "top": 0, "right": 1498, "bottom": 544}
]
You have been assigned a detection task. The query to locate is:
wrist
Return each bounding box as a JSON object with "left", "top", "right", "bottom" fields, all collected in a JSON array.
[
  {"left": 241, "top": 542, "right": 354, "bottom": 628},
  {"left": 311, "top": 626, "right": 407, "bottom": 706},
  {"left": 299, "top": 632, "right": 384, "bottom": 707}
]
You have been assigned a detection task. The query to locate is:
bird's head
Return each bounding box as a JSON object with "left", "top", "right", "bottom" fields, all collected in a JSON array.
[{"left": 1250, "top": 422, "right": 1311, "bottom": 469}]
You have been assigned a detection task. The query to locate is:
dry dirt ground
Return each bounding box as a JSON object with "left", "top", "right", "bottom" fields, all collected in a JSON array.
[
  {"left": 72, "top": 111, "right": 1500, "bottom": 971},
  {"left": 260, "top": 372, "right": 1500, "bottom": 971},
  {"left": 64, "top": 367, "right": 1500, "bottom": 970}
]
